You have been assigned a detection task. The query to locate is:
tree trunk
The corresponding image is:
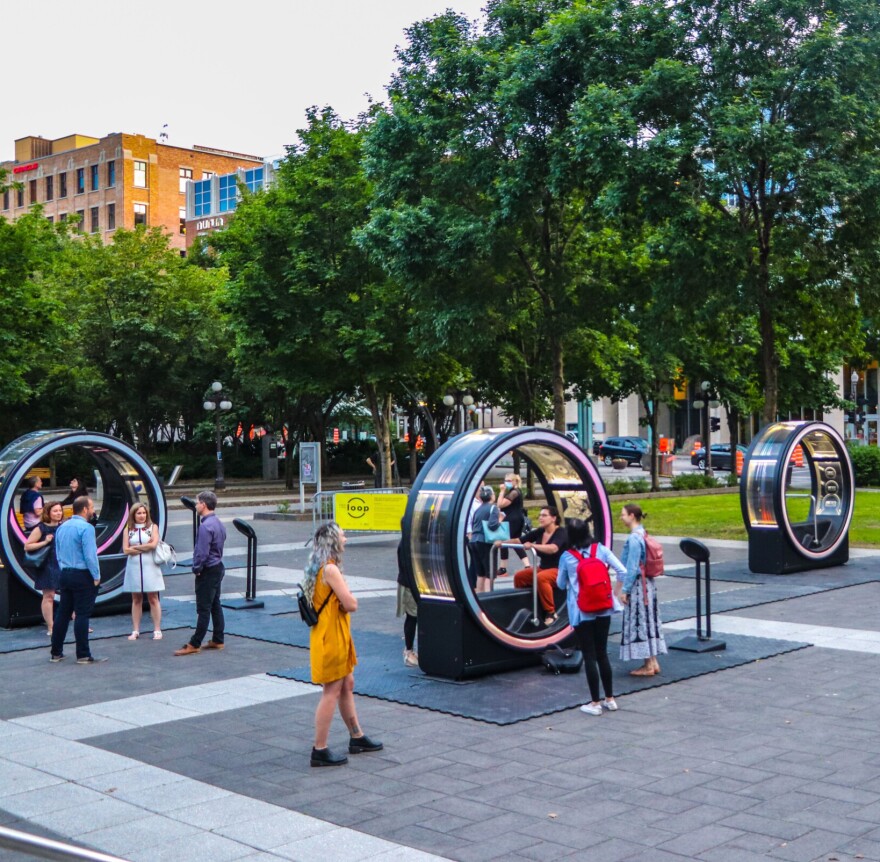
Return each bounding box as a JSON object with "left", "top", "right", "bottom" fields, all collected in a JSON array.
[
  {"left": 641, "top": 393, "right": 660, "bottom": 492},
  {"left": 365, "top": 383, "right": 394, "bottom": 488},
  {"left": 758, "top": 300, "right": 778, "bottom": 427},
  {"left": 551, "top": 334, "right": 566, "bottom": 433}
]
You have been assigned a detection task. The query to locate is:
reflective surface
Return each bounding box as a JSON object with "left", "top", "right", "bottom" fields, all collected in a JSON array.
[
  {"left": 0, "top": 430, "right": 166, "bottom": 600},
  {"left": 742, "top": 422, "right": 853, "bottom": 559},
  {"left": 405, "top": 427, "right": 611, "bottom": 651}
]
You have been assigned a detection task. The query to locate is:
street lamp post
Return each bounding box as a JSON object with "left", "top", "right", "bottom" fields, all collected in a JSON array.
[
  {"left": 693, "top": 380, "right": 717, "bottom": 478},
  {"left": 443, "top": 392, "right": 475, "bottom": 435},
  {"left": 204, "top": 381, "right": 232, "bottom": 491},
  {"left": 851, "top": 370, "right": 860, "bottom": 442}
]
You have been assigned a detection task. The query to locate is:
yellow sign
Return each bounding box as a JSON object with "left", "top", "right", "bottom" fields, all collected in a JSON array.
[{"left": 334, "top": 493, "right": 408, "bottom": 531}]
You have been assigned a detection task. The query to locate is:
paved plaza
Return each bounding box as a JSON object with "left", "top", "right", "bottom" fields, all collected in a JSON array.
[{"left": 1, "top": 507, "right": 880, "bottom": 862}]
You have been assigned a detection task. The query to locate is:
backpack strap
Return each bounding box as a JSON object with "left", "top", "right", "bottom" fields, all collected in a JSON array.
[
  {"left": 568, "top": 549, "right": 584, "bottom": 562},
  {"left": 590, "top": 543, "right": 599, "bottom": 559}
]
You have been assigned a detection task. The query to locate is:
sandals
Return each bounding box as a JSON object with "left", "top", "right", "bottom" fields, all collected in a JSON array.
[
  {"left": 127, "top": 631, "right": 140, "bottom": 641},
  {"left": 496, "top": 567, "right": 508, "bottom": 577},
  {"left": 153, "top": 631, "right": 163, "bottom": 640},
  {"left": 629, "top": 667, "right": 655, "bottom": 677},
  {"left": 543, "top": 613, "right": 559, "bottom": 626}
]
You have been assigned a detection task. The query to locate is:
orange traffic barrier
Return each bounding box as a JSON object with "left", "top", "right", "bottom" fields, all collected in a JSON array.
[
  {"left": 736, "top": 448, "right": 744, "bottom": 477},
  {"left": 790, "top": 445, "right": 804, "bottom": 467}
]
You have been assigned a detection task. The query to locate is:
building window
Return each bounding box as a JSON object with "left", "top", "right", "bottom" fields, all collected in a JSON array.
[
  {"left": 179, "top": 207, "right": 186, "bottom": 235},
  {"left": 76, "top": 209, "right": 85, "bottom": 231},
  {"left": 76, "top": 168, "right": 85, "bottom": 194},
  {"left": 59, "top": 213, "right": 67, "bottom": 223},
  {"left": 193, "top": 179, "right": 212, "bottom": 217},
  {"left": 202, "top": 171, "right": 214, "bottom": 180},
  {"left": 46, "top": 215, "right": 54, "bottom": 224},
  {"left": 218, "top": 175, "right": 237, "bottom": 213},
  {"left": 16, "top": 188, "right": 24, "bottom": 208},
  {"left": 90, "top": 164, "right": 99, "bottom": 191},
  {"left": 107, "top": 161, "right": 116, "bottom": 187},
  {"left": 133, "top": 203, "right": 147, "bottom": 226},
  {"left": 29, "top": 179, "right": 38, "bottom": 204},
  {"left": 244, "top": 167, "right": 264, "bottom": 193},
  {"left": 45, "top": 175, "right": 54, "bottom": 201},
  {"left": 90, "top": 206, "right": 100, "bottom": 233},
  {"left": 133, "top": 160, "right": 147, "bottom": 188},
  {"left": 107, "top": 203, "right": 116, "bottom": 231},
  {"left": 59, "top": 172, "right": 67, "bottom": 198},
  {"left": 179, "top": 167, "right": 192, "bottom": 193},
  {"left": 2, "top": 190, "right": 8, "bottom": 210}
]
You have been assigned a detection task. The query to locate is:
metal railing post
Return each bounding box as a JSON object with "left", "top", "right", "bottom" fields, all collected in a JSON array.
[{"left": 0, "top": 824, "right": 130, "bottom": 862}]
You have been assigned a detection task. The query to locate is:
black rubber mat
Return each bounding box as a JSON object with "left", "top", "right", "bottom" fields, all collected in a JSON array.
[
  {"left": 268, "top": 632, "right": 808, "bottom": 725},
  {"left": 0, "top": 602, "right": 194, "bottom": 653}
]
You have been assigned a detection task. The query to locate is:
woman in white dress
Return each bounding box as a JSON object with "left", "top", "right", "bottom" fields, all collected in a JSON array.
[{"left": 122, "top": 503, "right": 165, "bottom": 640}]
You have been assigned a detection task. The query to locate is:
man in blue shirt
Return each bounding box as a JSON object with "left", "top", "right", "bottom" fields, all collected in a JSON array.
[
  {"left": 175, "top": 490, "right": 227, "bottom": 656},
  {"left": 50, "top": 496, "right": 106, "bottom": 664}
]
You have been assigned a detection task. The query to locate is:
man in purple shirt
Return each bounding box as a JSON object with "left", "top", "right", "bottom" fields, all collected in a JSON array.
[{"left": 174, "top": 491, "right": 227, "bottom": 656}]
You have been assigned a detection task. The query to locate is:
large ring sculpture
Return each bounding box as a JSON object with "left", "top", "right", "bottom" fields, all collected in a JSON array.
[
  {"left": 741, "top": 421, "right": 854, "bottom": 574},
  {"left": 0, "top": 430, "right": 166, "bottom": 626},
  {"left": 403, "top": 427, "right": 611, "bottom": 676}
]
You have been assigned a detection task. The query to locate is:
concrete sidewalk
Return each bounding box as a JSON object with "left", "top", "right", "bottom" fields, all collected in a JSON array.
[{"left": 2, "top": 539, "right": 880, "bottom": 862}]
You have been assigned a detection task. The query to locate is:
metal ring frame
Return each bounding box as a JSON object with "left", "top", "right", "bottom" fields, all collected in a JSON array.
[
  {"left": 741, "top": 420, "right": 854, "bottom": 560},
  {"left": 402, "top": 427, "right": 612, "bottom": 651},
  {"left": 0, "top": 430, "right": 166, "bottom": 602}
]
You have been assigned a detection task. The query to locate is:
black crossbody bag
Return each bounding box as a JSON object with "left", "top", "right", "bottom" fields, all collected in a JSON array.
[{"left": 297, "top": 583, "right": 331, "bottom": 627}]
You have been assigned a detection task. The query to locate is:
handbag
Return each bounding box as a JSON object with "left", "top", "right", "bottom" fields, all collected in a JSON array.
[
  {"left": 542, "top": 644, "right": 584, "bottom": 675},
  {"left": 25, "top": 545, "right": 50, "bottom": 568},
  {"left": 153, "top": 540, "right": 177, "bottom": 568},
  {"left": 520, "top": 514, "right": 533, "bottom": 539},
  {"left": 482, "top": 507, "right": 511, "bottom": 542},
  {"left": 297, "top": 583, "right": 331, "bottom": 627}
]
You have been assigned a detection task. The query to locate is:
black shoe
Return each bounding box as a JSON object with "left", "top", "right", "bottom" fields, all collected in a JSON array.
[
  {"left": 76, "top": 656, "right": 108, "bottom": 664},
  {"left": 310, "top": 747, "right": 348, "bottom": 767},
  {"left": 49, "top": 654, "right": 64, "bottom": 663},
  {"left": 349, "top": 734, "right": 383, "bottom": 754}
]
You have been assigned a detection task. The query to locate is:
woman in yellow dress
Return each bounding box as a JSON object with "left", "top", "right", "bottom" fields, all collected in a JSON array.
[{"left": 302, "top": 521, "right": 383, "bottom": 767}]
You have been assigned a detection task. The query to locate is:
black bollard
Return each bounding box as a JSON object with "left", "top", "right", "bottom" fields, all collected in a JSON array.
[
  {"left": 670, "top": 537, "right": 726, "bottom": 652},
  {"left": 221, "top": 518, "right": 264, "bottom": 610},
  {"left": 179, "top": 496, "right": 199, "bottom": 548}
]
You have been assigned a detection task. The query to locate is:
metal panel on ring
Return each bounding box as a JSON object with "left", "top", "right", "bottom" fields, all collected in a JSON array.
[
  {"left": 402, "top": 427, "right": 611, "bottom": 661},
  {"left": 0, "top": 430, "right": 166, "bottom": 626},
  {"left": 740, "top": 421, "right": 854, "bottom": 574}
]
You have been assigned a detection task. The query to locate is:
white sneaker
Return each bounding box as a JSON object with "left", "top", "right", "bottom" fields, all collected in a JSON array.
[
  {"left": 404, "top": 650, "right": 419, "bottom": 668},
  {"left": 602, "top": 699, "right": 619, "bottom": 712},
  {"left": 580, "top": 703, "right": 603, "bottom": 716}
]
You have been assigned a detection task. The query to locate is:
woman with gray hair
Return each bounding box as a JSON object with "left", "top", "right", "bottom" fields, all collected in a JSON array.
[{"left": 303, "top": 521, "right": 382, "bottom": 767}]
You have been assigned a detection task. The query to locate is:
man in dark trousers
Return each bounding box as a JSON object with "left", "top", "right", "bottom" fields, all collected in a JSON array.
[
  {"left": 174, "top": 491, "right": 227, "bottom": 656},
  {"left": 50, "top": 497, "right": 105, "bottom": 664}
]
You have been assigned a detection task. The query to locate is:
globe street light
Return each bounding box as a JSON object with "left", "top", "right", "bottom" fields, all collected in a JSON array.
[{"left": 205, "top": 382, "right": 232, "bottom": 490}]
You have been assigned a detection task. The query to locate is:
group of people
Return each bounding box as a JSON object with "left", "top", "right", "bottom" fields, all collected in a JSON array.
[
  {"left": 467, "top": 478, "right": 667, "bottom": 712},
  {"left": 22, "top": 480, "right": 228, "bottom": 663}
]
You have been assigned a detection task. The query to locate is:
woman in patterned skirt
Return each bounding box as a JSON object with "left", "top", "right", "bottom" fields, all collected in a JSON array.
[
  {"left": 619, "top": 503, "right": 667, "bottom": 675},
  {"left": 122, "top": 503, "right": 165, "bottom": 640}
]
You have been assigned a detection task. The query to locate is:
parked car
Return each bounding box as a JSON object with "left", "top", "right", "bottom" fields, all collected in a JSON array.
[
  {"left": 597, "top": 436, "right": 649, "bottom": 466},
  {"left": 691, "top": 443, "right": 747, "bottom": 472}
]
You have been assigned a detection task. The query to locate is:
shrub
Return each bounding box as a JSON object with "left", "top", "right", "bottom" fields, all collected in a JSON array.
[
  {"left": 628, "top": 478, "right": 650, "bottom": 494},
  {"left": 847, "top": 442, "right": 880, "bottom": 486},
  {"left": 604, "top": 478, "right": 633, "bottom": 496},
  {"left": 725, "top": 471, "right": 740, "bottom": 488},
  {"left": 671, "top": 472, "right": 721, "bottom": 491}
]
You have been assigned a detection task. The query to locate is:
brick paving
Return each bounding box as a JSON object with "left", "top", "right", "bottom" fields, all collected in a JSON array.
[{"left": 1, "top": 532, "right": 880, "bottom": 861}]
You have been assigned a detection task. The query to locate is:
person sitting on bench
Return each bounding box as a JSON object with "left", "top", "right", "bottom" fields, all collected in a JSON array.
[{"left": 499, "top": 506, "right": 567, "bottom": 625}]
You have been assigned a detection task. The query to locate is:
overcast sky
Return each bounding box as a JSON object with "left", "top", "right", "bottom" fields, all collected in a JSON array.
[{"left": 2, "top": 0, "right": 488, "bottom": 161}]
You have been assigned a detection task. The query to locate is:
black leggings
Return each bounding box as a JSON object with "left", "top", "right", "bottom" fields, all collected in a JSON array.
[
  {"left": 574, "top": 617, "right": 613, "bottom": 703},
  {"left": 404, "top": 614, "right": 417, "bottom": 651}
]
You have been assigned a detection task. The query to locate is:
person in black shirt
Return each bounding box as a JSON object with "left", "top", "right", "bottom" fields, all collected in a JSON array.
[{"left": 502, "top": 506, "right": 567, "bottom": 625}]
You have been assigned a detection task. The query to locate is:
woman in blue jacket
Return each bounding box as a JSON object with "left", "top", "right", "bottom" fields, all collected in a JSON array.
[{"left": 557, "top": 518, "right": 625, "bottom": 716}]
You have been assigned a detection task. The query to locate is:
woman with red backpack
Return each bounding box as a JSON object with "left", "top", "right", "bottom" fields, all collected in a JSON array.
[
  {"left": 557, "top": 518, "right": 626, "bottom": 716},
  {"left": 619, "top": 504, "right": 668, "bottom": 676}
]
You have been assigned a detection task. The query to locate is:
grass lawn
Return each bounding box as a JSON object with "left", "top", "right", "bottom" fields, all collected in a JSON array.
[{"left": 530, "top": 490, "right": 880, "bottom": 546}]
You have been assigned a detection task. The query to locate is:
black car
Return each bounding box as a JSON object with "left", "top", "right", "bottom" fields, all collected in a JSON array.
[
  {"left": 691, "top": 443, "right": 747, "bottom": 472},
  {"left": 597, "top": 436, "right": 648, "bottom": 466}
]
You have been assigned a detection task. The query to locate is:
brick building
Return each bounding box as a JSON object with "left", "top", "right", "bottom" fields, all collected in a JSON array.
[{"left": 0, "top": 132, "right": 264, "bottom": 254}]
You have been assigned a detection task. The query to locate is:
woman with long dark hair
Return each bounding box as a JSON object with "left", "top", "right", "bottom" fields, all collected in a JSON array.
[
  {"left": 303, "top": 521, "right": 382, "bottom": 767},
  {"left": 557, "top": 518, "right": 625, "bottom": 715}
]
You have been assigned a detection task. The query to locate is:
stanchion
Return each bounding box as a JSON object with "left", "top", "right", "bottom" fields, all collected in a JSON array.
[
  {"left": 179, "top": 496, "right": 198, "bottom": 548},
  {"left": 670, "top": 537, "right": 726, "bottom": 652},
  {"left": 221, "top": 518, "right": 264, "bottom": 610}
]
